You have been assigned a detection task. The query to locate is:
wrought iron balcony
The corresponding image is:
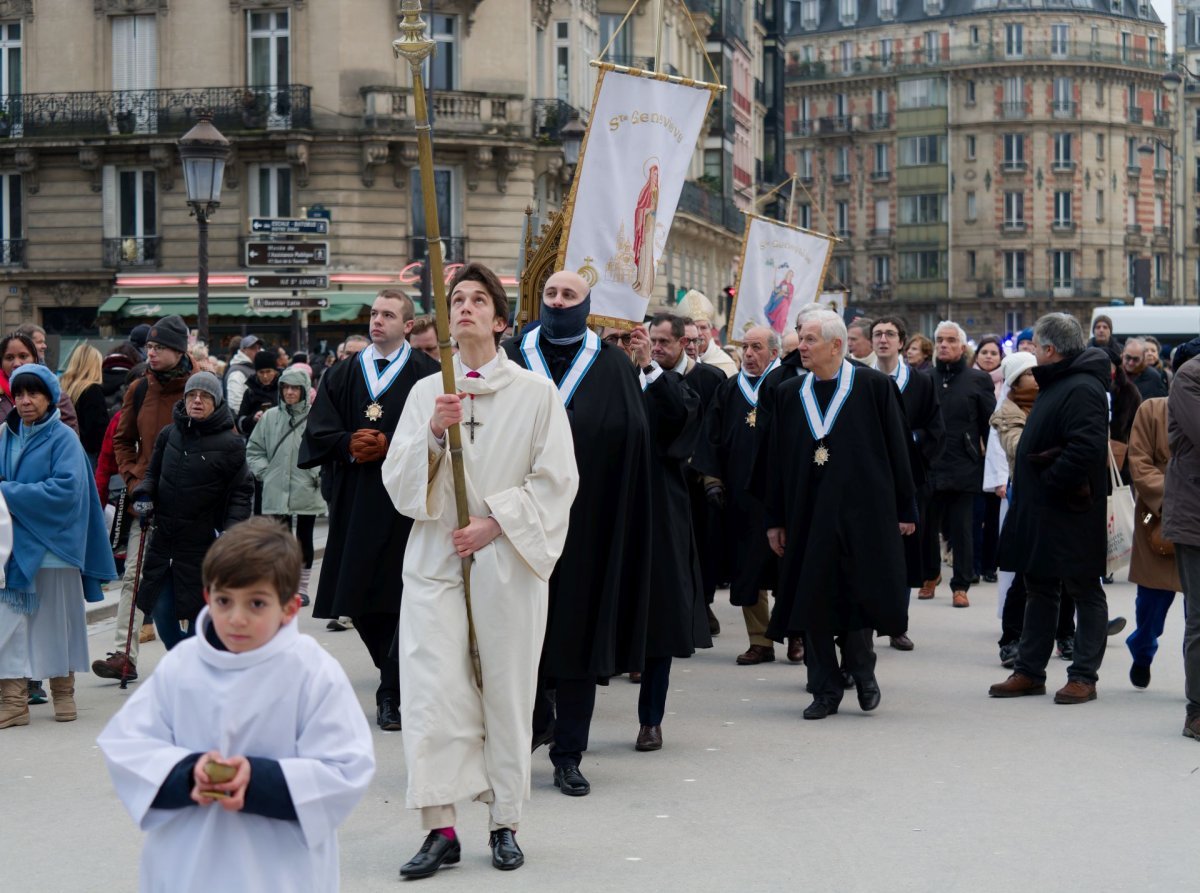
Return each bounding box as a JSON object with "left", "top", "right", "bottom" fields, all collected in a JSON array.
[
  {"left": 0, "top": 86, "right": 311, "bottom": 139},
  {"left": 1052, "top": 220, "right": 1075, "bottom": 232},
  {"left": 410, "top": 236, "right": 469, "bottom": 264},
  {"left": 1002, "top": 221, "right": 1026, "bottom": 233},
  {"left": 0, "top": 238, "right": 25, "bottom": 267},
  {"left": 103, "top": 236, "right": 161, "bottom": 269},
  {"left": 1155, "top": 167, "right": 1169, "bottom": 180},
  {"left": 832, "top": 172, "right": 851, "bottom": 184},
  {"left": 1051, "top": 100, "right": 1078, "bottom": 119},
  {"left": 1154, "top": 111, "right": 1171, "bottom": 128},
  {"left": 819, "top": 115, "right": 852, "bottom": 134},
  {"left": 1051, "top": 160, "right": 1076, "bottom": 172},
  {"left": 1001, "top": 160, "right": 1027, "bottom": 172},
  {"left": 530, "top": 98, "right": 582, "bottom": 142},
  {"left": 676, "top": 180, "right": 743, "bottom": 234},
  {"left": 868, "top": 112, "right": 892, "bottom": 130},
  {"left": 1128, "top": 106, "right": 1144, "bottom": 123},
  {"left": 793, "top": 119, "right": 813, "bottom": 136},
  {"left": 1000, "top": 101, "right": 1029, "bottom": 120}
]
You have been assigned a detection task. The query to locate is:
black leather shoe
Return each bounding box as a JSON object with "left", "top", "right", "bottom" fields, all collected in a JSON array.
[
  {"left": 803, "top": 699, "right": 839, "bottom": 720},
  {"left": 635, "top": 724, "right": 663, "bottom": 751},
  {"left": 855, "top": 675, "right": 881, "bottom": 712},
  {"left": 399, "top": 830, "right": 460, "bottom": 879},
  {"left": 489, "top": 828, "right": 524, "bottom": 870},
  {"left": 553, "top": 764, "right": 591, "bottom": 796},
  {"left": 377, "top": 698, "right": 402, "bottom": 731}
]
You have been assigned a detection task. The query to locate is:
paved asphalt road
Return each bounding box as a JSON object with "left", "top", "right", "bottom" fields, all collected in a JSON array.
[{"left": 4, "top": 569, "right": 1199, "bottom": 892}]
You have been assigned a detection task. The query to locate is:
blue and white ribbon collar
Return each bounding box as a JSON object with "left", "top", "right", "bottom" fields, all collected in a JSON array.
[
  {"left": 520, "top": 327, "right": 601, "bottom": 406},
  {"left": 736, "top": 357, "right": 780, "bottom": 408},
  {"left": 359, "top": 342, "right": 413, "bottom": 402},
  {"left": 799, "top": 359, "right": 855, "bottom": 440}
]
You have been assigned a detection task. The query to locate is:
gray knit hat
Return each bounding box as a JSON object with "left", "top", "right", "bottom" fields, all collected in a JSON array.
[{"left": 184, "top": 371, "right": 224, "bottom": 407}]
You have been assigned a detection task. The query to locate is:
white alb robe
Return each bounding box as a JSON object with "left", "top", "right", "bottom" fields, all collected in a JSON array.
[
  {"left": 97, "top": 608, "right": 376, "bottom": 893},
  {"left": 381, "top": 351, "right": 578, "bottom": 828}
]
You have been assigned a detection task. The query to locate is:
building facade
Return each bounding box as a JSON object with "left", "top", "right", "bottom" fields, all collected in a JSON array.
[
  {"left": 1174, "top": 0, "right": 1200, "bottom": 303},
  {"left": 785, "top": 0, "right": 1170, "bottom": 335}
]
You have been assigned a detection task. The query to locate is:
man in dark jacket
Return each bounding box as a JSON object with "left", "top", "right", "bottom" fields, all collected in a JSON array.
[
  {"left": 920, "top": 321, "right": 995, "bottom": 607},
  {"left": 93, "top": 314, "right": 193, "bottom": 682},
  {"left": 131, "top": 371, "right": 254, "bottom": 648},
  {"left": 236, "top": 351, "right": 280, "bottom": 437},
  {"left": 1122, "top": 337, "right": 1169, "bottom": 401},
  {"left": 990, "top": 314, "right": 1111, "bottom": 705},
  {"left": 1164, "top": 339, "right": 1200, "bottom": 738}
]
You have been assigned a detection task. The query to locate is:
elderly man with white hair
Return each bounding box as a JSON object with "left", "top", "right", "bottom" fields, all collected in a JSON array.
[
  {"left": 763, "top": 311, "right": 917, "bottom": 719},
  {"left": 918, "top": 320, "right": 996, "bottom": 608}
]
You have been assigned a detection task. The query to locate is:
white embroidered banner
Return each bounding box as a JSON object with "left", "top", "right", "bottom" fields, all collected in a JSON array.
[
  {"left": 559, "top": 65, "right": 718, "bottom": 325},
  {"left": 729, "top": 214, "right": 836, "bottom": 342}
]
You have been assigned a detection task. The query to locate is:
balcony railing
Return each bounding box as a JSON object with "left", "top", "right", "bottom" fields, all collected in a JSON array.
[
  {"left": 1052, "top": 220, "right": 1075, "bottom": 232},
  {"left": 0, "top": 86, "right": 311, "bottom": 139},
  {"left": 819, "top": 115, "right": 852, "bottom": 133},
  {"left": 1128, "top": 106, "right": 1144, "bottom": 123},
  {"left": 410, "top": 236, "right": 469, "bottom": 264},
  {"left": 1000, "top": 101, "right": 1029, "bottom": 120},
  {"left": 1127, "top": 163, "right": 1142, "bottom": 177},
  {"left": 1001, "top": 160, "right": 1027, "bottom": 172},
  {"left": 793, "top": 119, "right": 813, "bottom": 136},
  {"left": 0, "top": 238, "right": 25, "bottom": 267},
  {"left": 1051, "top": 100, "right": 1078, "bottom": 119},
  {"left": 979, "top": 277, "right": 1103, "bottom": 298},
  {"left": 676, "top": 180, "right": 743, "bottom": 234},
  {"left": 103, "top": 236, "right": 161, "bottom": 269},
  {"left": 1051, "top": 160, "right": 1076, "bottom": 172},
  {"left": 832, "top": 172, "right": 851, "bottom": 184},
  {"left": 786, "top": 41, "right": 1170, "bottom": 83},
  {"left": 868, "top": 112, "right": 892, "bottom": 130},
  {"left": 1154, "top": 111, "right": 1171, "bottom": 127},
  {"left": 1002, "top": 221, "right": 1026, "bottom": 232},
  {"left": 363, "top": 86, "right": 522, "bottom": 136},
  {"left": 1155, "top": 167, "right": 1169, "bottom": 180},
  {"left": 870, "top": 169, "right": 891, "bottom": 181}
]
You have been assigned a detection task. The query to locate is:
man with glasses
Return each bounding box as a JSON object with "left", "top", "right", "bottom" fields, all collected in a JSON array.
[
  {"left": 93, "top": 315, "right": 194, "bottom": 683},
  {"left": 1123, "top": 338, "right": 1168, "bottom": 400},
  {"left": 872, "top": 317, "right": 945, "bottom": 650}
]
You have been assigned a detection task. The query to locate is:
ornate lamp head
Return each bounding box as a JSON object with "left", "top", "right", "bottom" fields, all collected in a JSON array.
[{"left": 393, "top": 0, "right": 434, "bottom": 67}]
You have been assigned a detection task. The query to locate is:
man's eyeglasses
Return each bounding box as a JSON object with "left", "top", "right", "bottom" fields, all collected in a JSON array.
[
  {"left": 602, "top": 333, "right": 632, "bottom": 345},
  {"left": 873, "top": 330, "right": 901, "bottom": 340},
  {"left": 1122, "top": 355, "right": 1140, "bottom": 363}
]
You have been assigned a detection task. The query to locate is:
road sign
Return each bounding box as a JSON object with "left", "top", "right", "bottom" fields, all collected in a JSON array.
[
  {"left": 306, "top": 204, "right": 332, "bottom": 221},
  {"left": 247, "top": 274, "right": 330, "bottom": 290},
  {"left": 250, "top": 296, "right": 331, "bottom": 310},
  {"left": 249, "top": 217, "right": 330, "bottom": 235},
  {"left": 244, "top": 241, "right": 330, "bottom": 267}
]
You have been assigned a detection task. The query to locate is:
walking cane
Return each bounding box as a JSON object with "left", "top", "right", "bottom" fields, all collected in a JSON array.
[{"left": 119, "top": 514, "right": 151, "bottom": 691}]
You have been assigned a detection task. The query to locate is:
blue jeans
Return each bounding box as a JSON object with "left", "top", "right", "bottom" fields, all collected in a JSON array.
[
  {"left": 151, "top": 577, "right": 194, "bottom": 651},
  {"left": 1125, "top": 585, "right": 1177, "bottom": 667}
]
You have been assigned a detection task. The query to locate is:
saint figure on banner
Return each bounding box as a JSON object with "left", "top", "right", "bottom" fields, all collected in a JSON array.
[
  {"left": 765, "top": 265, "right": 795, "bottom": 334},
  {"left": 632, "top": 161, "right": 660, "bottom": 300}
]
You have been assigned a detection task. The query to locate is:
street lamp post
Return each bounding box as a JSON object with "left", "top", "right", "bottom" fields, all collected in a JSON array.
[{"left": 177, "top": 113, "right": 231, "bottom": 346}]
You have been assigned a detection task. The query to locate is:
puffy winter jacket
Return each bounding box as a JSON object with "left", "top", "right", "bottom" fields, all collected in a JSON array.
[{"left": 246, "top": 367, "right": 326, "bottom": 516}]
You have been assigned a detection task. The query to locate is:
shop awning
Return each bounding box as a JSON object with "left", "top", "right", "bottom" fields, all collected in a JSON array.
[{"left": 98, "top": 293, "right": 375, "bottom": 323}]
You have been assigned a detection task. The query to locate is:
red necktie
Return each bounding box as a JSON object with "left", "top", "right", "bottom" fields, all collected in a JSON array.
[{"left": 466, "top": 370, "right": 482, "bottom": 379}]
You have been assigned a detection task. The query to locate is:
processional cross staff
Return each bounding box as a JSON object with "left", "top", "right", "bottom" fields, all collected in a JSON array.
[{"left": 394, "top": 0, "right": 483, "bottom": 688}]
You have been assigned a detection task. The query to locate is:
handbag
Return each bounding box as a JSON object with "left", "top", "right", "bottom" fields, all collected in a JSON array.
[
  {"left": 1106, "top": 444, "right": 1135, "bottom": 576},
  {"left": 1141, "top": 511, "right": 1175, "bottom": 558}
]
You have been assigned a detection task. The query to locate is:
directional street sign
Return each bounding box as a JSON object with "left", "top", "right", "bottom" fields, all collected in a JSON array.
[
  {"left": 250, "top": 296, "right": 331, "bottom": 310},
  {"left": 249, "top": 217, "right": 330, "bottom": 235},
  {"left": 244, "top": 241, "right": 330, "bottom": 267},
  {"left": 246, "top": 274, "right": 330, "bottom": 290}
]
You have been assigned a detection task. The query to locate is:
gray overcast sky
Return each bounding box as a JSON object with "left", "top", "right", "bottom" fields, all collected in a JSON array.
[{"left": 1154, "top": 0, "right": 1172, "bottom": 46}]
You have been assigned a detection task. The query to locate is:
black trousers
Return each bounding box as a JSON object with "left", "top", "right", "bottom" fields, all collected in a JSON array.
[
  {"left": 548, "top": 678, "right": 598, "bottom": 769},
  {"left": 923, "top": 489, "right": 975, "bottom": 592},
  {"left": 1000, "top": 574, "right": 1076, "bottom": 646},
  {"left": 1015, "top": 575, "right": 1108, "bottom": 684},
  {"left": 974, "top": 492, "right": 1001, "bottom": 576},
  {"left": 638, "top": 656, "right": 673, "bottom": 726},
  {"left": 806, "top": 629, "right": 875, "bottom": 704},
  {"left": 273, "top": 513, "right": 316, "bottom": 568},
  {"left": 353, "top": 611, "right": 400, "bottom": 704}
]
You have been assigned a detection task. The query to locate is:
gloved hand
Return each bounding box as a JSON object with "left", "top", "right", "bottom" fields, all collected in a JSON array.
[
  {"left": 349, "top": 429, "right": 388, "bottom": 463},
  {"left": 132, "top": 500, "right": 154, "bottom": 520},
  {"left": 704, "top": 480, "right": 726, "bottom": 510}
]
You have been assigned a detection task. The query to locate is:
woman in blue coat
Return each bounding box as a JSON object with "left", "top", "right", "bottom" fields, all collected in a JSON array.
[{"left": 0, "top": 364, "right": 116, "bottom": 729}]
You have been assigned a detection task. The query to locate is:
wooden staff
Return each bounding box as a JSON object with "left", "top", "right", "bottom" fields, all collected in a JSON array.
[{"left": 394, "top": 0, "right": 482, "bottom": 689}]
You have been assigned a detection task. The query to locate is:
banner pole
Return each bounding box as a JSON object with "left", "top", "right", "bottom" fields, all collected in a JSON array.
[
  {"left": 654, "top": 0, "right": 664, "bottom": 71},
  {"left": 787, "top": 174, "right": 797, "bottom": 227}
]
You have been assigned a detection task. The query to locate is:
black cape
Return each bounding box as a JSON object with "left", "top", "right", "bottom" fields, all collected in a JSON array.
[
  {"left": 504, "top": 335, "right": 652, "bottom": 679},
  {"left": 297, "top": 348, "right": 439, "bottom": 618},
  {"left": 764, "top": 366, "right": 916, "bottom": 638},
  {"left": 682, "top": 360, "right": 728, "bottom": 597},
  {"left": 888, "top": 364, "right": 946, "bottom": 587},
  {"left": 693, "top": 371, "right": 777, "bottom": 606},
  {"left": 644, "top": 370, "right": 713, "bottom": 658}
]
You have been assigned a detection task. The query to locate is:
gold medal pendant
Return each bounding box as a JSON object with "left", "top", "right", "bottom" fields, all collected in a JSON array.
[
  {"left": 813, "top": 442, "right": 830, "bottom": 466},
  {"left": 745, "top": 407, "right": 757, "bottom": 427},
  {"left": 365, "top": 402, "right": 384, "bottom": 422}
]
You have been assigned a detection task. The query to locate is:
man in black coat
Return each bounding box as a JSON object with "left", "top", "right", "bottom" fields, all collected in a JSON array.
[
  {"left": 920, "top": 321, "right": 995, "bottom": 608},
  {"left": 871, "top": 316, "right": 945, "bottom": 650},
  {"left": 505, "top": 272, "right": 652, "bottom": 796},
  {"left": 990, "top": 314, "right": 1111, "bottom": 705},
  {"left": 1122, "top": 337, "right": 1169, "bottom": 401},
  {"left": 765, "top": 311, "right": 916, "bottom": 720}
]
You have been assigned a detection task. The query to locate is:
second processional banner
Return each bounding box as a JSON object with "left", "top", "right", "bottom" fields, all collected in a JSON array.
[
  {"left": 558, "top": 65, "right": 719, "bottom": 325},
  {"left": 729, "top": 214, "right": 836, "bottom": 341}
]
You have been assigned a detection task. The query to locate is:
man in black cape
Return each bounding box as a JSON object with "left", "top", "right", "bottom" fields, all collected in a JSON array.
[
  {"left": 505, "top": 271, "right": 652, "bottom": 797},
  {"left": 871, "top": 316, "right": 945, "bottom": 651},
  {"left": 298, "top": 289, "right": 438, "bottom": 730},
  {"left": 631, "top": 314, "right": 713, "bottom": 751},
  {"left": 764, "top": 311, "right": 916, "bottom": 720},
  {"left": 694, "top": 325, "right": 801, "bottom": 665}
]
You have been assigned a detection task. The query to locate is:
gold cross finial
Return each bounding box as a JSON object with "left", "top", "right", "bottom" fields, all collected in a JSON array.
[{"left": 393, "top": 0, "right": 434, "bottom": 67}]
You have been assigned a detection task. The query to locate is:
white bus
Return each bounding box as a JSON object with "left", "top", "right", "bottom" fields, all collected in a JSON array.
[{"left": 1090, "top": 301, "right": 1200, "bottom": 351}]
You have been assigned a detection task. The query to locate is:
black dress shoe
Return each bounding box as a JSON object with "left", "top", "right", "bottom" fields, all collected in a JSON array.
[
  {"left": 489, "top": 828, "right": 524, "bottom": 871},
  {"left": 803, "top": 699, "right": 839, "bottom": 720},
  {"left": 377, "top": 698, "right": 402, "bottom": 731},
  {"left": 855, "top": 676, "right": 881, "bottom": 712},
  {"left": 553, "top": 764, "right": 591, "bottom": 796},
  {"left": 635, "top": 724, "right": 662, "bottom": 751},
  {"left": 399, "top": 830, "right": 460, "bottom": 879}
]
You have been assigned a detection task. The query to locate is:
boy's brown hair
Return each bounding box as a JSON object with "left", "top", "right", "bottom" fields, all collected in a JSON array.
[{"left": 202, "top": 517, "right": 301, "bottom": 606}]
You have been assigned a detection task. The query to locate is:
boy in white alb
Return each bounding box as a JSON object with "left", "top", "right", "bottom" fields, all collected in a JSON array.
[{"left": 98, "top": 518, "right": 375, "bottom": 893}]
